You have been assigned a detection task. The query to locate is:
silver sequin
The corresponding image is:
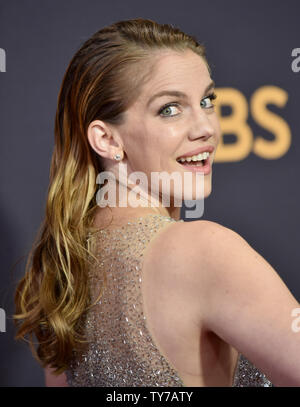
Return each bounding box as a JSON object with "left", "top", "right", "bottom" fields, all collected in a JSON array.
[
  {"left": 233, "top": 353, "right": 273, "bottom": 387},
  {"left": 65, "top": 214, "right": 273, "bottom": 387}
]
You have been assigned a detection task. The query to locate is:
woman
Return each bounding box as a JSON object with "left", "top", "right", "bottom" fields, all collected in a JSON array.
[{"left": 14, "top": 18, "right": 300, "bottom": 387}]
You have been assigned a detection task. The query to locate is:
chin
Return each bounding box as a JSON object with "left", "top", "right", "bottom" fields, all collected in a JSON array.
[
  {"left": 190, "top": 188, "right": 211, "bottom": 200},
  {"left": 204, "top": 187, "right": 212, "bottom": 199},
  {"left": 191, "top": 176, "right": 212, "bottom": 200}
]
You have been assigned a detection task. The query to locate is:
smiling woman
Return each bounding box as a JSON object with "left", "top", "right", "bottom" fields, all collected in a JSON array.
[{"left": 13, "top": 18, "right": 300, "bottom": 387}]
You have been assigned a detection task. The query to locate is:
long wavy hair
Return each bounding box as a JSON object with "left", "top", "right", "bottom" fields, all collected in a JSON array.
[{"left": 13, "top": 18, "right": 210, "bottom": 375}]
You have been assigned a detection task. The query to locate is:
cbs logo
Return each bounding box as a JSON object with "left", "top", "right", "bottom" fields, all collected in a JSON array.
[{"left": 214, "top": 86, "right": 291, "bottom": 162}]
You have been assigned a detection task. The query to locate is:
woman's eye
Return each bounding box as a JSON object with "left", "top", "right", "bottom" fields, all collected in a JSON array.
[
  {"left": 200, "top": 93, "right": 217, "bottom": 109},
  {"left": 158, "top": 93, "right": 217, "bottom": 117},
  {"left": 158, "top": 103, "right": 180, "bottom": 117}
]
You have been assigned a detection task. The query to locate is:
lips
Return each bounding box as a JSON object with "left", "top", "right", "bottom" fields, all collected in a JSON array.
[
  {"left": 176, "top": 145, "right": 215, "bottom": 160},
  {"left": 176, "top": 156, "right": 212, "bottom": 174}
]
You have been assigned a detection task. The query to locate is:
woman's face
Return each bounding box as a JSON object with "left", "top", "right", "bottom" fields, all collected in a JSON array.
[{"left": 115, "top": 49, "right": 221, "bottom": 206}]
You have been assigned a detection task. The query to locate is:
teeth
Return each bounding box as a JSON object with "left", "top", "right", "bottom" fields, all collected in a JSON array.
[{"left": 178, "top": 151, "right": 210, "bottom": 163}]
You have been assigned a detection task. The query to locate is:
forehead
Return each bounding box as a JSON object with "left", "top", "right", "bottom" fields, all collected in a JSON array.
[{"left": 138, "top": 49, "right": 210, "bottom": 100}]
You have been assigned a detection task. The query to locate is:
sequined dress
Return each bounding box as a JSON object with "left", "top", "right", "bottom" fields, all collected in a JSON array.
[{"left": 65, "top": 213, "right": 273, "bottom": 387}]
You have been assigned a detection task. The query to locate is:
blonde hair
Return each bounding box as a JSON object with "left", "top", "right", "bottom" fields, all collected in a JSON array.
[{"left": 13, "top": 18, "right": 210, "bottom": 375}]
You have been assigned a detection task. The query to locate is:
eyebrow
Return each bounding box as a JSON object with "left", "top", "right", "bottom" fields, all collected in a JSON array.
[{"left": 146, "top": 80, "right": 215, "bottom": 107}]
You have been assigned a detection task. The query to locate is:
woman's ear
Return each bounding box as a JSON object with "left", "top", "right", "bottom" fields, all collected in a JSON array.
[{"left": 87, "top": 119, "right": 122, "bottom": 160}]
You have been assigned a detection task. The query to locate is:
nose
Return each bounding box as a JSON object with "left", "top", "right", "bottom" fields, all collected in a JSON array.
[{"left": 188, "top": 108, "right": 215, "bottom": 141}]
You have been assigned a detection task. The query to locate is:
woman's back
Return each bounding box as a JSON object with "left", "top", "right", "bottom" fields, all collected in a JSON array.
[{"left": 64, "top": 213, "right": 273, "bottom": 387}]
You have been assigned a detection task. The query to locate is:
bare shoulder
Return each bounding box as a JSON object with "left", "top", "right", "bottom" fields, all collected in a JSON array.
[
  {"left": 150, "top": 217, "right": 265, "bottom": 273},
  {"left": 44, "top": 366, "right": 69, "bottom": 387},
  {"left": 150, "top": 217, "right": 294, "bottom": 307},
  {"left": 142, "top": 218, "right": 230, "bottom": 316},
  {"left": 147, "top": 218, "right": 300, "bottom": 385},
  {"left": 157, "top": 217, "right": 234, "bottom": 245},
  {"left": 146, "top": 218, "right": 234, "bottom": 268}
]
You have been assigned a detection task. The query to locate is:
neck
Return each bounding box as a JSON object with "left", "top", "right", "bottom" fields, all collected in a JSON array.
[{"left": 96, "top": 164, "right": 182, "bottom": 222}]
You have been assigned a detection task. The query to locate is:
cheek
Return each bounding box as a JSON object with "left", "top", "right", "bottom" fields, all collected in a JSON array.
[
  {"left": 123, "top": 131, "right": 156, "bottom": 168},
  {"left": 123, "top": 120, "right": 176, "bottom": 167},
  {"left": 212, "top": 114, "right": 222, "bottom": 138}
]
